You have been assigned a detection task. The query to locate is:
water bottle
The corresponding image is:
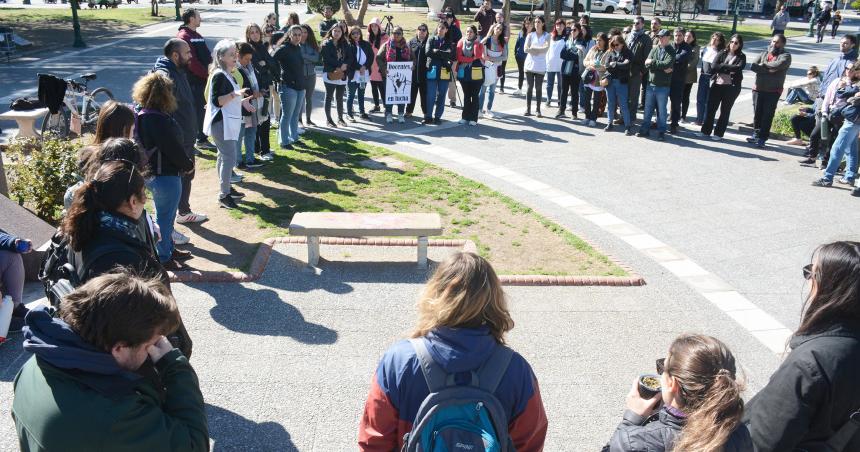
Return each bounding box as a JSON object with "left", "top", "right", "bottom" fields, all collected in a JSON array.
[{"left": 0, "top": 296, "right": 13, "bottom": 344}]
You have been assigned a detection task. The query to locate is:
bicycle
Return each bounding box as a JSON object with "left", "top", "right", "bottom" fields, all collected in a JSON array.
[{"left": 38, "top": 73, "right": 115, "bottom": 139}]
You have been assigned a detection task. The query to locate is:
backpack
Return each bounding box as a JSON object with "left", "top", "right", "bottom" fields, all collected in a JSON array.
[
  {"left": 402, "top": 338, "right": 515, "bottom": 452},
  {"left": 38, "top": 231, "right": 129, "bottom": 308}
]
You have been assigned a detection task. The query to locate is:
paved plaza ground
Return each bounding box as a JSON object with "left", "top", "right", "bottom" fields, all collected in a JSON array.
[{"left": 1, "top": 3, "right": 859, "bottom": 450}]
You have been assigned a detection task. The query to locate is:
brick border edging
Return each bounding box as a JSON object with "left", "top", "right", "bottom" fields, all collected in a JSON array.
[{"left": 168, "top": 237, "right": 645, "bottom": 287}]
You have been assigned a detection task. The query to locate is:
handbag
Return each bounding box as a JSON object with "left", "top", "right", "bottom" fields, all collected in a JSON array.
[
  {"left": 327, "top": 68, "right": 344, "bottom": 81},
  {"left": 483, "top": 62, "right": 496, "bottom": 86},
  {"left": 457, "top": 65, "right": 466, "bottom": 80},
  {"left": 471, "top": 65, "right": 484, "bottom": 81},
  {"left": 426, "top": 65, "right": 438, "bottom": 80},
  {"left": 582, "top": 68, "right": 596, "bottom": 85},
  {"left": 440, "top": 67, "right": 451, "bottom": 81},
  {"left": 599, "top": 75, "right": 610, "bottom": 87}
]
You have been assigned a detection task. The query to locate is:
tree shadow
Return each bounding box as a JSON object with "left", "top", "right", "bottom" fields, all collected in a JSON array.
[
  {"left": 207, "top": 404, "right": 298, "bottom": 452},
  {"left": 198, "top": 283, "right": 339, "bottom": 342}
]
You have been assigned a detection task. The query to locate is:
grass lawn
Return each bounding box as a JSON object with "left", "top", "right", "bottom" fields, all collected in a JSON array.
[
  {"left": 771, "top": 104, "right": 809, "bottom": 139},
  {"left": 184, "top": 130, "right": 626, "bottom": 276},
  {"left": 0, "top": 7, "right": 169, "bottom": 49}
]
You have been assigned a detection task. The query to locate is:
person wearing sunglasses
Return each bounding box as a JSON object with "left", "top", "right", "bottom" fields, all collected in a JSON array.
[
  {"left": 346, "top": 26, "right": 373, "bottom": 121},
  {"left": 744, "top": 241, "right": 860, "bottom": 451},
  {"left": 606, "top": 334, "right": 750, "bottom": 451},
  {"left": 699, "top": 34, "right": 746, "bottom": 141},
  {"left": 603, "top": 35, "right": 634, "bottom": 134},
  {"left": 406, "top": 24, "right": 430, "bottom": 119}
]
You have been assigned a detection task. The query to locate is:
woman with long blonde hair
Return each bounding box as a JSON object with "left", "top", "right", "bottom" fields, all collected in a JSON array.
[{"left": 358, "top": 252, "right": 547, "bottom": 451}]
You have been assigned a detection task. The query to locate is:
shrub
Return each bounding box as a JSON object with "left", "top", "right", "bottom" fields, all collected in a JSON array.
[
  {"left": 6, "top": 137, "right": 81, "bottom": 223},
  {"left": 307, "top": 0, "right": 340, "bottom": 14}
]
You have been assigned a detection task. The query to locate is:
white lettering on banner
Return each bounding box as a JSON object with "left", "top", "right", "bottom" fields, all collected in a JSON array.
[{"left": 385, "top": 61, "right": 413, "bottom": 105}]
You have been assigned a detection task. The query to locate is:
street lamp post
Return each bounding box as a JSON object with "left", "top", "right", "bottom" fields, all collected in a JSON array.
[
  {"left": 274, "top": 0, "right": 280, "bottom": 28},
  {"left": 807, "top": 0, "right": 819, "bottom": 37},
  {"left": 174, "top": 0, "right": 182, "bottom": 21},
  {"left": 585, "top": 0, "right": 592, "bottom": 16},
  {"left": 730, "top": 0, "right": 740, "bottom": 35},
  {"left": 71, "top": 0, "right": 86, "bottom": 48}
]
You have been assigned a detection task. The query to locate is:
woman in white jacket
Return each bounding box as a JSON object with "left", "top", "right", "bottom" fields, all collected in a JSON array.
[
  {"left": 784, "top": 66, "right": 821, "bottom": 105},
  {"left": 524, "top": 16, "right": 549, "bottom": 117},
  {"left": 545, "top": 19, "right": 566, "bottom": 108}
]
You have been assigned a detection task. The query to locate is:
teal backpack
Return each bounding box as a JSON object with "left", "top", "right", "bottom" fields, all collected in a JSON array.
[{"left": 403, "top": 338, "right": 515, "bottom": 452}]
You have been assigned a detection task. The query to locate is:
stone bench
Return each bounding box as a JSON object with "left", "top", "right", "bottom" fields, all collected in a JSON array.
[
  {"left": 0, "top": 108, "right": 49, "bottom": 139},
  {"left": 288, "top": 212, "right": 443, "bottom": 268}
]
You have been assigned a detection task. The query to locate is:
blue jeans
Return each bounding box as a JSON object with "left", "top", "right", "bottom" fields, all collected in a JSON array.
[
  {"left": 479, "top": 82, "right": 496, "bottom": 111},
  {"left": 385, "top": 103, "right": 405, "bottom": 115},
  {"left": 546, "top": 71, "right": 560, "bottom": 103},
  {"left": 695, "top": 73, "right": 711, "bottom": 123},
  {"left": 278, "top": 86, "right": 304, "bottom": 146},
  {"left": 785, "top": 88, "right": 813, "bottom": 105},
  {"left": 347, "top": 81, "right": 366, "bottom": 116},
  {"left": 147, "top": 175, "right": 182, "bottom": 263},
  {"left": 237, "top": 125, "right": 257, "bottom": 164},
  {"left": 639, "top": 85, "right": 670, "bottom": 134},
  {"left": 823, "top": 120, "right": 860, "bottom": 182},
  {"left": 606, "top": 79, "right": 630, "bottom": 127},
  {"left": 426, "top": 78, "right": 450, "bottom": 119}
]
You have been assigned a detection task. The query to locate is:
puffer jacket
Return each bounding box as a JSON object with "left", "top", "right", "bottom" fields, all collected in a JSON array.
[
  {"left": 743, "top": 321, "right": 860, "bottom": 452},
  {"left": 607, "top": 406, "right": 753, "bottom": 451},
  {"left": 358, "top": 326, "right": 548, "bottom": 451}
]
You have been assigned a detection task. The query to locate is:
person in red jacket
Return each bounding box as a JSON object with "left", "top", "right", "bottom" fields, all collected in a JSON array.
[
  {"left": 358, "top": 251, "right": 548, "bottom": 451},
  {"left": 455, "top": 25, "right": 486, "bottom": 125},
  {"left": 176, "top": 8, "right": 214, "bottom": 150}
]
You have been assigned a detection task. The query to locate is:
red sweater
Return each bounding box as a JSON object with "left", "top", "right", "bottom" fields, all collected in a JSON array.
[{"left": 456, "top": 39, "right": 485, "bottom": 64}]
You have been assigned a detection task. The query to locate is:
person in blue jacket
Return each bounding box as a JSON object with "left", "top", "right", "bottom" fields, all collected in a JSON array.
[
  {"left": 0, "top": 229, "right": 32, "bottom": 333},
  {"left": 358, "top": 251, "right": 548, "bottom": 451}
]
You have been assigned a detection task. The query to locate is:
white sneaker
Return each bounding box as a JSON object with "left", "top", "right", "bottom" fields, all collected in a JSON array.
[
  {"left": 258, "top": 152, "right": 274, "bottom": 161},
  {"left": 458, "top": 119, "right": 466, "bottom": 124},
  {"left": 480, "top": 110, "right": 486, "bottom": 117},
  {"left": 172, "top": 230, "right": 190, "bottom": 245},
  {"left": 230, "top": 174, "right": 243, "bottom": 184},
  {"left": 298, "top": 127, "right": 306, "bottom": 135},
  {"left": 694, "top": 132, "right": 705, "bottom": 137},
  {"left": 176, "top": 211, "right": 208, "bottom": 224},
  {"left": 397, "top": 115, "right": 405, "bottom": 123},
  {"left": 710, "top": 135, "right": 722, "bottom": 141},
  {"left": 468, "top": 121, "right": 478, "bottom": 126},
  {"left": 386, "top": 114, "right": 393, "bottom": 123},
  {"left": 512, "top": 89, "right": 522, "bottom": 95},
  {"left": 485, "top": 111, "right": 495, "bottom": 119}
]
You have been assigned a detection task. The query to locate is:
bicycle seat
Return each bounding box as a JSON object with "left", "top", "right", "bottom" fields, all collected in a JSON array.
[{"left": 80, "top": 73, "right": 97, "bottom": 81}]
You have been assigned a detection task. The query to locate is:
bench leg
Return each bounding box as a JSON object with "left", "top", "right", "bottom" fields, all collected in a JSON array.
[
  {"left": 417, "top": 236, "right": 428, "bottom": 269},
  {"left": 307, "top": 236, "right": 320, "bottom": 267},
  {"left": 15, "top": 118, "right": 38, "bottom": 139}
]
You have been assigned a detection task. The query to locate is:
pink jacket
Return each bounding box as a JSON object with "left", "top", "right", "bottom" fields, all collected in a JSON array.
[{"left": 370, "top": 34, "right": 390, "bottom": 82}]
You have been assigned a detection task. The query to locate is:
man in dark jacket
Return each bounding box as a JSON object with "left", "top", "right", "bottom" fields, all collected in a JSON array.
[
  {"left": 406, "top": 24, "right": 429, "bottom": 118},
  {"left": 626, "top": 16, "right": 651, "bottom": 123},
  {"left": 153, "top": 38, "right": 207, "bottom": 229},
  {"left": 11, "top": 273, "right": 208, "bottom": 452},
  {"left": 176, "top": 8, "right": 214, "bottom": 151},
  {"left": 473, "top": 0, "right": 496, "bottom": 39},
  {"left": 668, "top": 27, "right": 691, "bottom": 134},
  {"left": 748, "top": 33, "right": 792, "bottom": 148}
]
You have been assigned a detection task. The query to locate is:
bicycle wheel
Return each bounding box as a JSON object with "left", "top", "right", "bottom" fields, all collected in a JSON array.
[
  {"left": 81, "top": 87, "right": 115, "bottom": 135},
  {"left": 40, "top": 107, "right": 71, "bottom": 139}
]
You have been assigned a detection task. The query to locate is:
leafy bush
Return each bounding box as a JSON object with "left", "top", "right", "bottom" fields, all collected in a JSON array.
[
  {"left": 6, "top": 137, "right": 81, "bottom": 223},
  {"left": 307, "top": 0, "right": 340, "bottom": 14}
]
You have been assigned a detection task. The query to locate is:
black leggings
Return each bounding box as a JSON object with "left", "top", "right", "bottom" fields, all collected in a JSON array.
[
  {"left": 371, "top": 80, "right": 385, "bottom": 108},
  {"left": 516, "top": 56, "right": 526, "bottom": 90},
  {"left": 526, "top": 71, "right": 544, "bottom": 113},
  {"left": 499, "top": 60, "right": 508, "bottom": 91},
  {"left": 558, "top": 73, "right": 580, "bottom": 115},
  {"left": 324, "top": 82, "right": 345, "bottom": 122},
  {"left": 256, "top": 118, "right": 271, "bottom": 155},
  {"left": 681, "top": 82, "right": 694, "bottom": 120}
]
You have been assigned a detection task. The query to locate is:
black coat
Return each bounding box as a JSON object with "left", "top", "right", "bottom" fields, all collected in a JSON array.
[
  {"left": 409, "top": 36, "right": 429, "bottom": 83},
  {"left": 136, "top": 111, "right": 193, "bottom": 177},
  {"left": 710, "top": 50, "right": 747, "bottom": 88},
  {"left": 743, "top": 322, "right": 860, "bottom": 452},
  {"left": 426, "top": 36, "right": 454, "bottom": 71},
  {"left": 250, "top": 40, "right": 279, "bottom": 88},
  {"left": 152, "top": 57, "right": 197, "bottom": 153},
  {"left": 320, "top": 39, "right": 350, "bottom": 74},
  {"left": 605, "top": 48, "right": 633, "bottom": 83},
  {"left": 273, "top": 42, "right": 304, "bottom": 90},
  {"left": 670, "top": 41, "right": 691, "bottom": 85},
  {"left": 607, "top": 407, "right": 753, "bottom": 451},
  {"left": 347, "top": 40, "right": 373, "bottom": 80}
]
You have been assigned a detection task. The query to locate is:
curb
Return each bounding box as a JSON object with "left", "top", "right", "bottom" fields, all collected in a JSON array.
[{"left": 168, "top": 236, "right": 646, "bottom": 286}]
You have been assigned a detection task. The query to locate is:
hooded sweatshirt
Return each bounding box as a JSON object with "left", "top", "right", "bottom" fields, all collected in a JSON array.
[
  {"left": 176, "top": 25, "right": 212, "bottom": 82},
  {"left": 11, "top": 307, "right": 209, "bottom": 452},
  {"left": 358, "top": 326, "right": 548, "bottom": 451}
]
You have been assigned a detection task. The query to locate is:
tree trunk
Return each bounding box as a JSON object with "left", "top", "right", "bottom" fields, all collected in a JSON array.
[
  {"left": 543, "top": 0, "right": 550, "bottom": 20},
  {"left": 357, "top": 0, "right": 371, "bottom": 25},
  {"left": 554, "top": 0, "right": 563, "bottom": 24},
  {"left": 572, "top": 0, "right": 580, "bottom": 17},
  {"left": 151, "top": 0, "right": 158, "bottom": 16},
  {"left": 340, "top": 0, "right": 357, "bottom": 25},
  {"left": 503, "top": 0, "right": 511, "bottom": 30},
  {"left": 445, "top": 0, "right": 463, "bottom": 15}
]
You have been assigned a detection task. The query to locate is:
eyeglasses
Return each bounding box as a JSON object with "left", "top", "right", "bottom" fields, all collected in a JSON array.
[
  {"left": 656, "top": 358, "right": 665, "bottom": 375},
  {"left": 802, "top": 263, "right": 813, "bottom": 280}
]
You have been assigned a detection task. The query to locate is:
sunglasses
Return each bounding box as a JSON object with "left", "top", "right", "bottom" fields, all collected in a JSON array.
[
  {"left": 803, "top": 263, "right": 813, "bottom": 280},
  {"left": 656, "top": 358, "right": 665, "bottom": 375}
]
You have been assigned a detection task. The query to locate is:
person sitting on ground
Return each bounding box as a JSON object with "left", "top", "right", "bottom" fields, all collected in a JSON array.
[
  {"left": 743, "top": 241, "right": 860, "bottom": 450},
  {"left": 784, "top": 66, "right": 821, "bottom": 105},
  {"left": 11, "top": 272, "right": 208, "bottom": 451},
  {"left": 358, "top": 251, "right": 548, "bottom": 451},
  {"left": 606, "top": 334, "right": 752, "bottom": 451},
  {"left": 786, "top": 106, "right": 816, "bottom": 146},
  {"left": 0, "top": 230, "right": 32, "bottom": 333},
  {"left": 799, "top": 63, "right": 859, "bottom": 166}
]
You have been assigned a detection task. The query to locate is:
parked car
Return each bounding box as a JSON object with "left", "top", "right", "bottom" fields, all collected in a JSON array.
[
  {"left": 511, "top": 0, "right": 620, "bottom": 12},
  {"left": 618, "top": 0, "right": 654, "bottom": 13}
]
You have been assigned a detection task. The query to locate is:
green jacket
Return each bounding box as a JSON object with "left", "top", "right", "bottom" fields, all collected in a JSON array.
[
  {"left": 645, "top": 44, "right": 676, "bottom": 87},
  {"left": 12, "top": 350, "right": 209, "bottom": 452}
]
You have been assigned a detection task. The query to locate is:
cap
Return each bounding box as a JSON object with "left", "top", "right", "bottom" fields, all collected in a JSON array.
[{"left": 656, "top": 29, "right": 670, "bottom": 38}]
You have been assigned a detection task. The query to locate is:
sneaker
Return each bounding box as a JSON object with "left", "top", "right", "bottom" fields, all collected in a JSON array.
[
  {"left": 258, "top": 152, "right": 274, "bottom": 162},
  {"left": 421, "top": 118, "right": 432, "bottom": 125},
  {"left": 512, "top": 89, "right": 522, "bottom": 95},
  {"left": 196, "top": 140, "right": 216, "bottom": 151},
  {"left": 798, "top": 157, "right": 816, "bottom": 165},
  {"left": 614, "top": 118, "right": 625, "bottom": 125},
  {"left": 636, "top": 131, "right": 648, "bottom": 138},
  {"left": 370, "top": 106, "right": 382, "bottom": 113},
  {"left": 397, "top": 115, "right": 405, "bottom": 123},
  {"left": 545, "top": 100, "right": 552, "bottom": 108},
  {"left": 386, "top": 115, "right": 393, "bottom": 123},
  {"left": 695, "top": 132, "right": 705, "bottom": 137},
  {"left": 555, "top": 112, "right": 567, "bottom": 119},
  {"left": 536, "top": 111, "right": 543, "bottom": 118},
  {"left": 245, "top": 159, "right": 265, "bottom": 169},
  {"left": 468, "top": 121, "right": 477, "bottom": 126},
  {"left": 230, "top": 188, "right": 246, "bottom": 198},
  {"left": 348, "top": 115, "right": 356, "bottom": 122},
  {"left": 176, "top": 211, "right": 208, "bottom": 224},
  {"left": 786, "top": 138, "right": 804, "bottom": 146},
  {"left": 811, "top": 178, "right": 833, "bottom": 187},
  {"left": 745, "top": 136, "right": 759, "bottom": 144},
  {"left": 625, "top": 128, "right": 634, "bottom": 136},
  {"left": 326, "top": 120, "right": 337, "bottom": 128},
  {"left": 306, "top": 120, "right": 317, "bottom": 127},
  {"left": 171, "top": 230, "right": 190, "bottom": 245},
  {"left": 603, "top": 124, "right": 614, "bottom": 132},
  {"left": 171, "top": 248, "right": 194, "bottom": 262},
  {"left": 219, "top": 195, "right": 238, "bottom": 209},
  {"left": 230, "top": 174, "right": 243, "bottom": 184},
  {"left": 338, "top": 119, "right": 348, "bottom": 127},
  {"left": 458, "top": 119, "right": 467, "bottom": 124},
  {"left": 360, "top": 113, "right": 370, "bottom": 119},
  {"left": 657, "top": 132, "right": 666, "bottom": 141},
  {"left": 852, "top": 187, "right": 860, "bottom": 197},
  {"left": 710, "top": 135, "right": 722, "bottom": 141},
  {"left": 756, "top": 139, "right": 766, "bottom": 149},
  {"left": 837, "top": 178, "right": 855, "bottom": 186},
  {"left": 485, "top": 111, "right": 495, "bottom": 119},
  {"left": 162, "top": 259, "right": 188, "bottom": 271},
  {"left": 524, "top": 110, "right": 533, "bottom": 117},
  {"left": 433, "top": 118, "right": 442, "bottom": 124}
]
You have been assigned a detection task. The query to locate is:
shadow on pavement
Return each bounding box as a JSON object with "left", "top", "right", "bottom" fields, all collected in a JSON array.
[
  {"left": 0, "top": 335, "right": 29, "bottom": 382},
  {"left": 207, "top": 404, "right": 298, "bottom": 452},
  {"left": 670, "top": 135, "right": 781, "bottom": 161}
]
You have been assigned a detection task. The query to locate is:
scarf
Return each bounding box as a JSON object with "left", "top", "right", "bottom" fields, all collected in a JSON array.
[
  {"left": 462, "top": 37, "right": 476, "bottom": 58},
  {"left": 386, "top": 40, "right": 411, "bottom": 62},
  {"left": 98, "top": 211, "right": 141, "bottom": 241}
]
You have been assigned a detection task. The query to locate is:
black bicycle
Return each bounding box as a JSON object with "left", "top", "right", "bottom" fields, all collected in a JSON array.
[{"left": 39, "top": 73, "right": 114, "bottom": 139}]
